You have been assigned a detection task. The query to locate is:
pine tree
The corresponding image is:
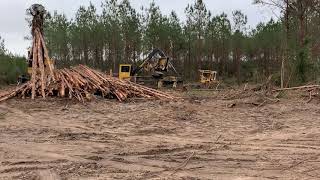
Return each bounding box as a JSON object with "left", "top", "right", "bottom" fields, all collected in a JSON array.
[
  {"left": 185, "top": 0, "right": 210, "bottom": 77},
  {"left": 0, "top": 36, "right": 6, "bottom": 55}
]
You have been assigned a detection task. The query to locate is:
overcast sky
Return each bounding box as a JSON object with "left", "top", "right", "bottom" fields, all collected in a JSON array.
[{"left": 0, "top": 0, "right": 279, "bottom": 56}]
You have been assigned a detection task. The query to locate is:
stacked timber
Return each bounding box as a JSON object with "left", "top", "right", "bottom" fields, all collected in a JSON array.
[
  {"left": 29, "top": 4, "right": 55, "bottom": 99},
  {"left": 30, "top": 28, "right": 55, "bottom": 99},
  {"left": 0, "top": 65, "right": 177, "bottom": 102},
  {"left": 0, "top": 65, "right": 176, "bottom": 102}
]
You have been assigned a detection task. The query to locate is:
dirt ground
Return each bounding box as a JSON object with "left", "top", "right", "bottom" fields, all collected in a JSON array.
[{"left": 0, "top": 90, "right": 320, "bottom": 180}]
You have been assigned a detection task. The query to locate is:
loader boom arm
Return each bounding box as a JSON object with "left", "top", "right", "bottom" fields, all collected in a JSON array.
[{"left": 132, "top": 48, "right": 168, "bottom": 76}]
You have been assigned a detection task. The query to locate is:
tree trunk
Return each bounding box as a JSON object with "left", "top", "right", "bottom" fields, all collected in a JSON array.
[
  {"left": 236, "top": 48, "right": 241, "bottom": 85},
  {"left": 298, "top": 13, "right": 305, "bottom": 47},
  {"left": 281, "top": 0, "right": 290, "bottom": 89}
]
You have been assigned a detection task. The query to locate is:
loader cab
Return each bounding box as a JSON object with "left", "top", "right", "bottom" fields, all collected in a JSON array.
[
  {"left": 158, "top": 57, "right": 169, "bottom": 71},
  {"left": 119, "top": 64, "right": 132, "bottom": 80}
]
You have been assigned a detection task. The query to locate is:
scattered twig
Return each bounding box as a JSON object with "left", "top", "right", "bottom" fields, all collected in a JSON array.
[
  {"left": 244, "top": 83, "right": 248, "bottom": 91},
  {"left": 215, "top": 82, "right": 221, "bottom": 91},
  {"left": 307, "top": 90, "right": 313, "bottom": 103},
  {"left": 215, "top": 135, "right": 222, "bottom": 143},
  {"left": 207, "top": 135, "right": 223, "bottom": 152},
  {"left": 258, "top": 100, "right": 267, "bottom": 107},
  {"left": 265, "top": 97, "right": 280, "bottom": 103},
  {"left": 227, "top": 103, "right": 236, "bottom": 108},
  {"left": 60, "top": 104, "right": 69, "bottom": 111},
  {"left": 282, "top": 155, "right": 319, "bottom": 172},
  {"left": 273, "top": 85, "right": 320, "bottom": 92},
  {"left": 170, "top": 151, "right": 195, "bottom": 175}
]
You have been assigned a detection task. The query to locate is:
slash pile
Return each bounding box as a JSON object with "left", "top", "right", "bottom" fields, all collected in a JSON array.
[{"left": 0, "top": 65, "right": 176, "bottom": 102}]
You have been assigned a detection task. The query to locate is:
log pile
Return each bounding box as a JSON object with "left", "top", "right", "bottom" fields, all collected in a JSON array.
[
  {"left": 28, "top": 4, "right": 55, "bottom": 99},
  {"left": 0, "top": 65, "right": 176, "bottom": 102},
  {"left": 0, "top": 4, "right": 176, "bottom": 103}
]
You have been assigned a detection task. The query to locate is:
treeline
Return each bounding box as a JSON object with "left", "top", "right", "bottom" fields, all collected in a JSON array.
[
  {"left": 40, "top": 0, "right": 320, "bottom": 85},
  {"left": 0, "top": 36, "right": 26, "bottom": 85}
]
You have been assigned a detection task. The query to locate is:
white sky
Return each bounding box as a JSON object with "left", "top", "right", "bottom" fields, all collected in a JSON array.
[{"left": 0, "top": 0, "right": 279, "bottom": 56}]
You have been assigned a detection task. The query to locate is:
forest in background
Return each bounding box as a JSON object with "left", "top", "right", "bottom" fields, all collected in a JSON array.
[
  {"left": 1, "top": 0, "right": 320, "bottom": 86},
  {"left": 0, "top": 36, "right": 26, "bottom": 85}
]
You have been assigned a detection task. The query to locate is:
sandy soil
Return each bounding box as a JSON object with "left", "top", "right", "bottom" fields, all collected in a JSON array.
[{"left": 0, "top": 91, "right": 320, "bottom": 179}]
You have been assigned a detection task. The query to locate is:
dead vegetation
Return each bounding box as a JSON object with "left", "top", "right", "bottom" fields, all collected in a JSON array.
[{"left": 216, "top": 80, "right": 320, "bottom": 108}]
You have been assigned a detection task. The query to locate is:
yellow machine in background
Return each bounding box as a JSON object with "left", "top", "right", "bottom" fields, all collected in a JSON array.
[
  {"left": 198, "top": 70, "right": 218, "bottom": 88},
  {"left": 27, "top": 61, "right": 55, "bottom": 75},
  {"left": 19, "top": 48, "right": 55, "bottom": 83},
  {"left": 119, "top": 64, "right": 132, "bottom": 80},
  {"left": 118, "top": 58, "right": 169, "bottom": 80},
  {"left": 117, "top": 48, "right": 182, "bottom": 88},
  {"left": 26, "top": 49, "right": 55, "bottom": 76},
  {"left": 199, "top": 70, "right": 217, "bottom": 84}
]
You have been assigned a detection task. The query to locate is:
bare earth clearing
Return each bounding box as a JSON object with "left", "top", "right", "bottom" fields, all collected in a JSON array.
[{"left": 0, "top": 90, "right": 320, "bottom": 179}]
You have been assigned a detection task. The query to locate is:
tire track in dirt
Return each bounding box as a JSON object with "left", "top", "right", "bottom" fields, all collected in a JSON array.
[{"left": 1, "top": 98, "right": 320, "bottom": 179}]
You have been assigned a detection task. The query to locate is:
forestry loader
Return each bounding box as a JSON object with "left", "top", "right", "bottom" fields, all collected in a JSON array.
[{"left": 117, "top": 48, "right": 183, "bottom": 88}]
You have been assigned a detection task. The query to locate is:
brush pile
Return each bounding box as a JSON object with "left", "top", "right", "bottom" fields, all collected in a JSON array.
[
  {"left": 0, "top": 4, "right": 176, "bottom": 102},
  {"left": 0, "top": 65, "right": 176, "bottom": 102}
]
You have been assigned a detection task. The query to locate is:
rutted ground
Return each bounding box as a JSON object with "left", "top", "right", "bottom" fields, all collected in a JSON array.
[{"left": 0, "top": 93, "right": 320, "bottom": 179}]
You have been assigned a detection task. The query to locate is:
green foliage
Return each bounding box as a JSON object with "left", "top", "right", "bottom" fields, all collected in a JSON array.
[
  {"left": 185, "top": 0, "right": 210, "bottom": 38},
  {"left": 45, "top": 11, "right": 70, "bottom": 66},
  {"left": 205, "top": 13, "right": 231, "bottom": 76},
  {"left": 183, "top": 0, "right": 211, "bottom": 79},
  {"left": 0, "top": 36, "right": 6, "bottom": 55},
  {"left": 294, "top": 40, "right": 311, "bottom": 83},
  {"left": 0, "top": 0, "right": 319, "bottom": 86},
  {"left": 18, "top": 0, "right": 318, "bottom": 86},
  {"left": 0, "top": 54, "right": 27, "bottom": 84},
  {"left": 232, "top": 10, "right": 248, "bottom": 32},
  {"left": 0, "top": 35, "right": 27, "bottom": 85},
  {"left": 241, "top": 60, "right": 258, "bottom": 82}
]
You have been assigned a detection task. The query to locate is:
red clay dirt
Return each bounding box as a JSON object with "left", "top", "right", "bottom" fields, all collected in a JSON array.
[{"left": 0, "top": 91, "right": 320, "bottom": 179}]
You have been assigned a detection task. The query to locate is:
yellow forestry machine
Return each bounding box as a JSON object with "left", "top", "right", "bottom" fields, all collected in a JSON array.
[
  {"left": 116, "top": 48, "right": 182, "bottom": 88},
  {"left": 184, "top": 69, "right": 219, "bottom": 89},
  {"left": 199, "top": 70, "right": 218, "bottom": 88},
  {"left": 19, "top": 48, "right": 54, "bottom": 83}
]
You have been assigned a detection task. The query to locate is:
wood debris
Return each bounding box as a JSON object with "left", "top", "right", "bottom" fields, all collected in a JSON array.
[
  {"left": 273, "top": 85, "right": 320, "bottom": 92},
  {"left": 0, "top": 65, "right": 177, "bottom": 102},
  {"left": 273, "top": 84, "right": 320, "bottom": 103}
]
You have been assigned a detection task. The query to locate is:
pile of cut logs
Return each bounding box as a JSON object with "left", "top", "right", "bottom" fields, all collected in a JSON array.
[{"left": 0, "top": 65, "right": 176, "bottom": 102}]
